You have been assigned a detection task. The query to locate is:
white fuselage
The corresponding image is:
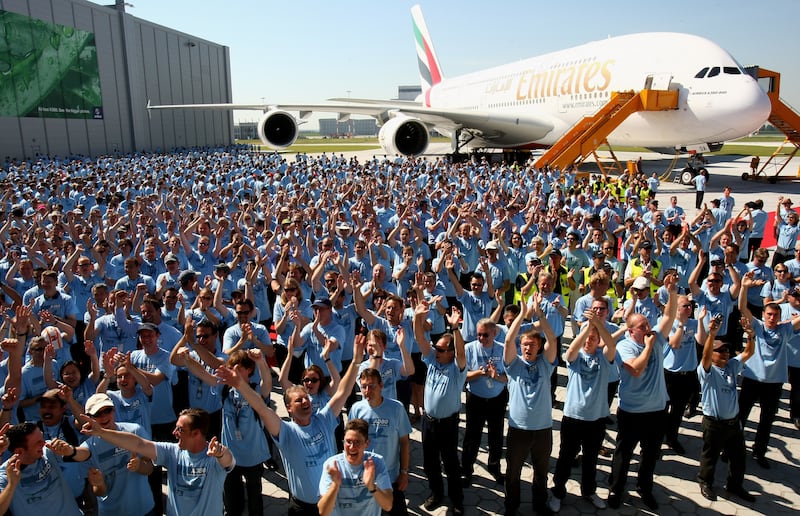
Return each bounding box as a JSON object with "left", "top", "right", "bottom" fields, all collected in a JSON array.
[{"left": 424, "top": 33, "right": 771, "bottom": 149}]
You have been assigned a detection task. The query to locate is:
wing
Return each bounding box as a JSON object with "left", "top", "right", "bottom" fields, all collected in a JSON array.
[{"left": 147, "top": 99, "right": 555, "bottom": 145}]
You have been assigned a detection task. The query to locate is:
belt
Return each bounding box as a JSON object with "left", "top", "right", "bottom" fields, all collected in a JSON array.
[
  {"left": 424, "top": 412, "right": 457, "bottom": 423},
  {"left": 665, "top": 370, "right": 695, "bottom": 376},
  {"left": 704, "top": 415, "right": 739, "bottom": 424}
]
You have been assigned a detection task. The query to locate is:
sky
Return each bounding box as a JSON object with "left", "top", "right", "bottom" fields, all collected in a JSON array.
[{"left": 124, "top": 0, "right": 799, "bottom": 126}]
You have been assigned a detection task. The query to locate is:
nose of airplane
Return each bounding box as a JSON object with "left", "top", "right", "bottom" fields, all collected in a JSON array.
[{"left": 743, "top": 80, "right": 772, "bottom": 132}]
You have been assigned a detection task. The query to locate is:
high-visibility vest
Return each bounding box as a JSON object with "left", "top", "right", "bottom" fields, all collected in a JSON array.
[
  {"left": 626, "top": 258, "right": 662, "bottom": 299},
  {"left": 582, "top": 267, "right": 619, "bottom": 309}
]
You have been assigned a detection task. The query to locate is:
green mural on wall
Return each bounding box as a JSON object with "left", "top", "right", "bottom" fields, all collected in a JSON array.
[{"left": 0, "top": 9, "right": 102, "bottom": 119}]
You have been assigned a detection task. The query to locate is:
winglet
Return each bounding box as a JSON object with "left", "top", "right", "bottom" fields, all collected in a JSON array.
[{"left": 411, "top": 5, "right": 443, "bottom": 93}]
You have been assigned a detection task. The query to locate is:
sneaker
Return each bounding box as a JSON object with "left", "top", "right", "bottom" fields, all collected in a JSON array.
[
  {"left": 584, "top": 493, "right": 607, "bottom": 509},
  {"left": 547, "top": 494, "right": 562, "bottom": 513},
  {"left": 423, "top": 493, "right": 443, "bottom": 511}
]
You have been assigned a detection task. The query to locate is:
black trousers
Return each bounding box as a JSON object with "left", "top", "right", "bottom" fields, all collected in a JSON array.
[
  {"left": 223, "top": 463, "right": 264, "bottom": 516},
  {"left": 738, "top": 376, "right": 782, "bottom": 456},
  {"left": 552, "top": 416, "right": 605, "bottom": 498},
  {"left": 461, "top": 388, "right": 508, "bottom": 476},
  {"left": 422, "top": 413, "right": 463, "bottom": 505},
  {"left": 697, "top": 415, "right": 746, "bottom": 489},
  {"left": 608, "top": 408, "right": 666, "bottom": 496},
  {"left": 505, "top": 426, "right": 552, "bottom": 513},
  {"left": 789, "top": 366, "right": 800, "bottom": 418},
  {"left": 664, "top": 370, "right": 698, "bottom": 443}
]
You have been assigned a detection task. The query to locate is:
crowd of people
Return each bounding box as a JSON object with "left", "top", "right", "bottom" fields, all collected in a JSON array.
[{"left": 0, "top": 145, "right": 796, "bottom": 515}]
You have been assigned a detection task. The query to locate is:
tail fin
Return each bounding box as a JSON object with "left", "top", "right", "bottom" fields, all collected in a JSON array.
[{"left": 411, "top": 5, "right": 444, "bottom": 92}]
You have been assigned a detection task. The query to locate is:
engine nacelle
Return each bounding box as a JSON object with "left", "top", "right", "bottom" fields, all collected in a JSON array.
[
  {"left": 378, "top": 116, "right": 429, "bottom": 156},
  {"left": 257, "top": 110, "right": 299, "bottom": 149}
]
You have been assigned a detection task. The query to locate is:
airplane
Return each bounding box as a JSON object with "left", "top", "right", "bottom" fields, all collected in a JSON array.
[{"left": 148, "top": 4, "right": 771, "bottom": 159}]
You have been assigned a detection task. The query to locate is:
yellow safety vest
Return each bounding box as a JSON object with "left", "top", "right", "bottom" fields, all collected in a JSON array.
[
  {"left": 582, "top": 267, "right": 619, "bottom": 309},
  {"left": 626, "top": 258, "right": 662, "bottom": 300}
]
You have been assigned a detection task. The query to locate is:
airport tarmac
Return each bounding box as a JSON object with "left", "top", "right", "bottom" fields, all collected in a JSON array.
[{"left": 248, "top": 146, "right": 800, "bottom": 515}]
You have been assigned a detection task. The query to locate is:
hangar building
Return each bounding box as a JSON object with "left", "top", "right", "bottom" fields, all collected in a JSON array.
[{"left": 0, "top": 0, "right": 232, "bottom": 160}]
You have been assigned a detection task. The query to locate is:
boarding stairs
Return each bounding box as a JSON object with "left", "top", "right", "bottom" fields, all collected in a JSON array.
[
  {"left": 744, "top": 67, "right": 800, "bottom": 183},
  {"left": 533, "top": 88, "right": 679, "bottom": 173}
]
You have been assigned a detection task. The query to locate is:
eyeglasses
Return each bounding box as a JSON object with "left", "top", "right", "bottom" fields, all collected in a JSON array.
[
  {"left": 603, "top": 247, "right": 614, "bottom": 251},
  {"left": 284, "top": 287, "right": 297, "bottom": 292},
  {"left": 775, "top": 269, "right": 787, "bottom": 273},
  {"left": 174, "top": 425, "right": 186, "bottom": 434},
  {"left": 301, "top": 377, "right": 320, "bottom": 384},
  {"left": 713, "top": 347, "right": 730, "bottom": 354},
  {"left": 92, "top": 407, "right": 113, "bottom": 417},
  {"left": 344, "top": 439, "right": 365, "bottom": 447},
  {"left": 235, "top": 311, "right": 250, "bottom": 316},
  {"left": 198, "top": 242, "right": 209, "bottom": 247},
  {"left": 591, "top": 306, "right": 608, "bottom": 312},
  {"left": 434, "top": 347, "right": 452, "bottom": 353},
  {"left": 470, "top": 283, "right": 483, "bottom": 288},
  {"left": 476, "top": 332, "right": 490, "bottom": 338},
  {"left": 196, "top": 334, "right": 213, "bottom": 339},
  {"left": 680, "top": 304, "right": 694, "bottom": 308}
]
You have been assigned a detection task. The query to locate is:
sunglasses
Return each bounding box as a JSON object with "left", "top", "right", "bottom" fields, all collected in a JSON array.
[{"left": 301, "top": 377, "right": 320, "bottom": 384}]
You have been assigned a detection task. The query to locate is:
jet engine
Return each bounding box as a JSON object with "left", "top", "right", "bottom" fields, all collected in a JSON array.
[
  {"left": 257, "top": 110, "right": 299, "bottom": 149},
  {"left": 378, "top": 116, "right": 429, "bottom": 156}
]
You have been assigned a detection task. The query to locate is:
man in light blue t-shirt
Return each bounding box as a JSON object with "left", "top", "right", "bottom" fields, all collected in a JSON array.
[
  {"left": 737, "top": 273, "right": 800, "bottom": 469},
  {"left": 607, "top": 272, "right": 678, "bottom": 511},
  {"left": 216, "top": 340, "right": 364, "bottom": 515},
  {"left": 81, "top": 407, "right": 235, "bottom": 516},
  {"left": 502, "top": 294, "right": 558, "bottom": 516},
  {"left": 696, "top": 317, "right": 756, "bottom": 503}
]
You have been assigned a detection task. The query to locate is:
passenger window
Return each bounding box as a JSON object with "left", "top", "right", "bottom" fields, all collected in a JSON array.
[
  {"left": 708, "top": 67, "right": 720, "bottom": 78},
  {"left": 694, "top": 67, "right": 709, "bottom": 79}
]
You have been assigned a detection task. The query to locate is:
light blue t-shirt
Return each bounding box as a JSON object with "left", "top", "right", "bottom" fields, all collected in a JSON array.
[
  {"left": 106, "top": 388, "right": 153, "bottom": 438},
  {"left": 358, "top": 359, "right": 402, "bottom": 401},
  {"left": 464, "top": 340, "right": 506, "bottom": 398},
  {"left": 742, "top": 319, "right": 791, "bottom": 383},
  {"left": 81, "top": 422, "right": 155, "bottom": 516},
  {"left": 349, "top": 397, "right": 412, "bottom": 482},
  {"left": 694, "top": 289, "right": 734, "bottom": 336},
  {"left": 563, "top": 348, "right": 612, "bottom": 421},
  {"left": 422, "top": 351, "right": 467, "bottom": 419},
  {"left": 698, "top": 356, "right": 743, "bottom": 420},
  {"left": 0, "top": 447, "right": 82, "bottom": 516},
  {"left": 274, "top": 406, "right": 339, "bottom": 503},
  {"left": 781, "top": 303, "right": 800, "bottom": 368},
  {"left": 664, "top": 319, "right": 700, "bottom": 372},
  {"left": 154, "top": 441, "right": 233, "bottom": 516},
  {"left": 221, "top": 387, "right": 271, "bottom": 467},
  {"left": 505, "top": 353, "right": 556, "bottom": 430},
  {"left": 616, "top": 333, "right": 668, "bottom": 413},
  {"left": 318, "top": 451, "right": 392, "bottom": 516}
]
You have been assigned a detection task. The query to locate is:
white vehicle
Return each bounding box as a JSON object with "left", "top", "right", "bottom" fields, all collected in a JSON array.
[{"left": 149, "top": 5, "right": 771, "bottom": 158}]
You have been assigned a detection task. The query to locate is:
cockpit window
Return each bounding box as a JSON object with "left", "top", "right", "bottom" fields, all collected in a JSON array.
[
  {"left": 707, "top": 66, "right": 721, "bottom": 78},
  {"left": 723, "top": 66, "right": 741, "bottom": 75},
  {"left": 695, "top": 67, "right": 709, "bottom": 79}
]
